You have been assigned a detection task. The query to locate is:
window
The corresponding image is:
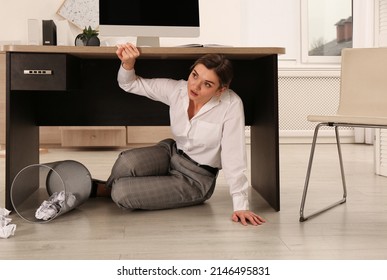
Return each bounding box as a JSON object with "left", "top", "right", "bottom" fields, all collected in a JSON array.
[{"left": 301, "top": 0, "right": 353, "bottom": 63}]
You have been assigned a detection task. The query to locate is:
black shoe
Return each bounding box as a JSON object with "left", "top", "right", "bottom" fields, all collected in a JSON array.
[{"left": 90, "top": 178, "right": 107, "bottom": 198}]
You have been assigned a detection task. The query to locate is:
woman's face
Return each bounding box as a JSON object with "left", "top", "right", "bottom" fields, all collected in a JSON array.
[{"left": 187, "top": 63, "right": 226, "bottom": 104}]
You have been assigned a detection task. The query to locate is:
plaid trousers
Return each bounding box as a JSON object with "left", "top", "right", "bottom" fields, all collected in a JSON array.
[{"left": 106, "top": 139, "right": 218, "bottom": 210}]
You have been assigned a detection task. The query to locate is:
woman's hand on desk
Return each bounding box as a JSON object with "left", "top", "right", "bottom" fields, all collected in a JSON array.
[
  {"left": 232, "top": 210, "right": 266, "bottom": 226},
  {"left": 116, "top": 43, "right": 140, "bottom": 70}
]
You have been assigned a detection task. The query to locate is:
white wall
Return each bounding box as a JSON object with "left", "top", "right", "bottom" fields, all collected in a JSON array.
[
  {"left": 241, "top": 0, "right": 300, "bottom": 61},
  {"left": 0, "top": 0, "right": 65, "bottom": 44}
]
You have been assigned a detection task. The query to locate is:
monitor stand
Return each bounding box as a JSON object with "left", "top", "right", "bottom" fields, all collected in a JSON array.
[{"left": 136, "top": 36, "right": 160, "bottom": 47}]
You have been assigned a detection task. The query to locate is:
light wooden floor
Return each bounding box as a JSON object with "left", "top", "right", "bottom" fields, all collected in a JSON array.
[{"left": 1, "top": 143, "right": 387, "bottom": 260}]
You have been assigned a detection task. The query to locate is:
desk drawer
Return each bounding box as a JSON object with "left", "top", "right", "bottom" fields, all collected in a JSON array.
[{"left": 10, "top": 53, "right": 78, "bottom": 91}]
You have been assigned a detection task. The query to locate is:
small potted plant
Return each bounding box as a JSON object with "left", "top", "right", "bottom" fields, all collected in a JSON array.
[{"left": 75, "top": 26, "right": 100, "bottom": 46}]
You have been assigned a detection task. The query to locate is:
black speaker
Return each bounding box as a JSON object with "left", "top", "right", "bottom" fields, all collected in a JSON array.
[{"left": 42, "top": 20, "right": 57, "bottom": 45}]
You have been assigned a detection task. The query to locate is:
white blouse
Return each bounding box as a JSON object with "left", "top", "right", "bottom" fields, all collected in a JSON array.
[{"left": 117, "top": 66, "right": 250, "bottom": 211}]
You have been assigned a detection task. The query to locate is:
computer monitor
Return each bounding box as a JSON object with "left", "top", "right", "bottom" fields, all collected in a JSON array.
[{"left": 99, "top": 0, "right": 200, "bottom": 47}]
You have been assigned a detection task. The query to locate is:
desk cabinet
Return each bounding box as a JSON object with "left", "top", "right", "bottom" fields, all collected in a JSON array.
[
  {"left": 10, "top": 53, "right": 78, "bottom": 91},
  {"left": 1, "top": 52, "right": 63, "bottom": 146}
]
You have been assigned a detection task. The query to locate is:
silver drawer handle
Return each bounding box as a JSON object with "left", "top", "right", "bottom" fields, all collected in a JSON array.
[{"left": 23, "top": 70, "right": 53, "bottom": 75}]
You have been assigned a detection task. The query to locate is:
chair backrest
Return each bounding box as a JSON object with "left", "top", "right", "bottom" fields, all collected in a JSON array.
[{"left": 338, "top": 48, "right": 387, "bottom": 117}]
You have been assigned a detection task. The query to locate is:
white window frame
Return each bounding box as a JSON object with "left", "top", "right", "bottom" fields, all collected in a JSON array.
[{"left": 301, "top": 0, "right": 353, "bottom": 64}]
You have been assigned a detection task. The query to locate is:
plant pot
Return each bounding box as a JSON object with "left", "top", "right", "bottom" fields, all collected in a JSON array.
[
  {"left": 86, "top": 36, "right": 100, "bottom": 46},
  {"left": 75, "top": 34, "right": 100, "bottom": 46}
]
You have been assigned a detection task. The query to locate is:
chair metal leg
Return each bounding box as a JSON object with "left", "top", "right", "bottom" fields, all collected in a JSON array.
[
  {"left": 299, "top": 123, "right": 347, "bottom": 222},
  {"left": 334, "top": 126, "right": 348, "bottom": 202}
]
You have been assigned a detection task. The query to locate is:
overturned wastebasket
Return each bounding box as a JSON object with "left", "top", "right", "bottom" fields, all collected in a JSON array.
[{"left": 11, "top": 160, "right": 92, "bottom": 223}]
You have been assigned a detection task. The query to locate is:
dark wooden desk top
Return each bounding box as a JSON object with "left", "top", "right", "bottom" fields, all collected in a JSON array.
[{"left": 1, "top": 45, "right": 285, "bottom": 59}]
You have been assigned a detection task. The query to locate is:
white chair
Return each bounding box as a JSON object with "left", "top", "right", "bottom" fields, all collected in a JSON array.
[{"left": 299, "top": 47, "right": 387, "bottom": 222}]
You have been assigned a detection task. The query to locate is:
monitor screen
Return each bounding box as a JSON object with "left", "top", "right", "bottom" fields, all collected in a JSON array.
[{"left": 99, "top": 0, "right": 200, "bottom": 47}]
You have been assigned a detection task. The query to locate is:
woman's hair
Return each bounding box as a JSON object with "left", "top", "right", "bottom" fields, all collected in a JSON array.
[{"left": 191, "top": 54, "right": 233, "bottom": 88}]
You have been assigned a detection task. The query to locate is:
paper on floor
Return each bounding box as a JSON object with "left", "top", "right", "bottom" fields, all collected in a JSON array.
[{"left": 0, "top": 208, "right": 16, "bottom": 239}]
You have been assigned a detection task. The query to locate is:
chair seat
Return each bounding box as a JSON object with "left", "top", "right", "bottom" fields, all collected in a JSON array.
[{"left": 307, "top": 114, "right": 387, "bottom": 126}]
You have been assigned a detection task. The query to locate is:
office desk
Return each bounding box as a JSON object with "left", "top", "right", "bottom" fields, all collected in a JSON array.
[{"left": 3, "top": 45, "right": 285, "bottom": 211}]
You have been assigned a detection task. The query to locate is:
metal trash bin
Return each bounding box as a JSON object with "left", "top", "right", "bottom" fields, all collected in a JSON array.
[{"left": 10, "top": 160, "right": 92, "bottom": 223}]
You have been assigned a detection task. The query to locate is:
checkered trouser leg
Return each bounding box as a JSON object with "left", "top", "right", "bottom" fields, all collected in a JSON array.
[{"left": 108, "top": 139, "right": 217, "bottom": 210}]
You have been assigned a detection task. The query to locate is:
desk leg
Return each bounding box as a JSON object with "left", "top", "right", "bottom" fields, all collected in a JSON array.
[
  {"left": 6, "top": 93, "right": 39, "bottom": 210},
  {"left": 250, "top": 55, "right": 280, "bottom": 211},
  {"left": 250, "top": 126, "right": 280, "bottom": 211}
]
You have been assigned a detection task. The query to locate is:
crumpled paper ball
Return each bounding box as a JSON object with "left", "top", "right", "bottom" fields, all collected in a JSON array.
[{"left": 0, "top": 208, "right": 16, "bottom": 239}]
